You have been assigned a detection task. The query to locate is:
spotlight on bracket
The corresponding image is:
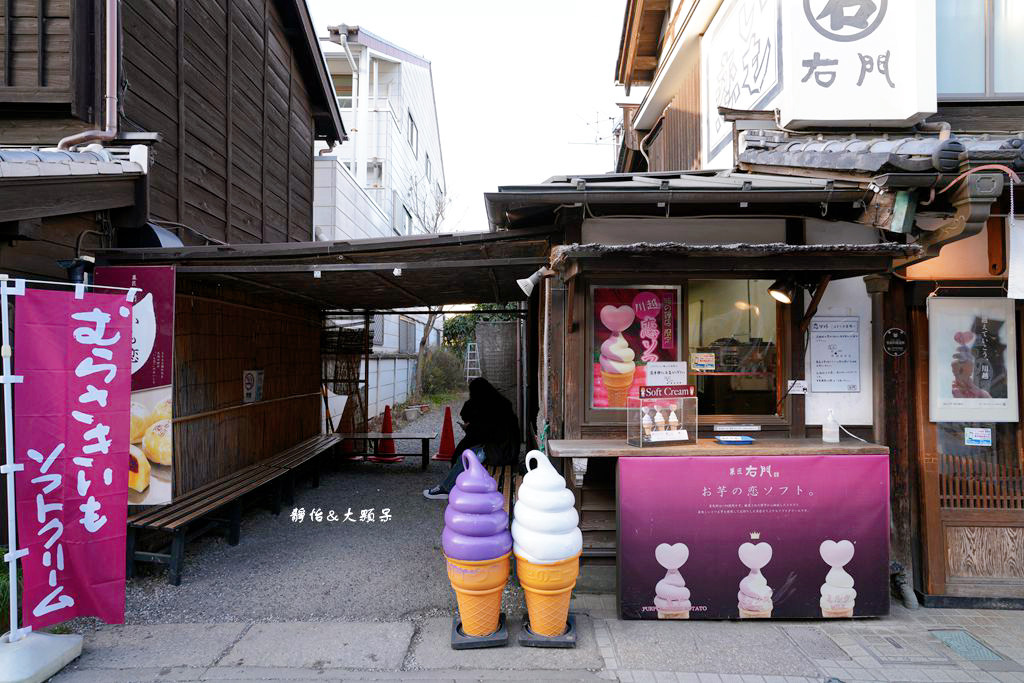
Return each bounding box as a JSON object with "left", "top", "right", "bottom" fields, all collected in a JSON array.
[
  {"left": 767, "top": 279, "right": 796, "bottom": 305},
  {"left": 517, "top": 266, "right": 553, "bottom": 297}
]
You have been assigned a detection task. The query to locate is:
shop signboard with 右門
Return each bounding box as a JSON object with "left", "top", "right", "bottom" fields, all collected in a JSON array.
[
  {"left": 14, "top": 287, "right": 132, "bottom": 628},
  {"left": 617, "top": 454, "right": 890, "bottom": 620},
  {"left": 95, "top": 266, "right": 176, "bottom": 503},
  {"left": 591, "top": 286, "right": 681, "bottom": 409}
]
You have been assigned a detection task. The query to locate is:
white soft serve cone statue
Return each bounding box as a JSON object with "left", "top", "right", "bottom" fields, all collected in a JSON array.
[{"left": 512, "top": 450, "right": 583, "bottom": 636}]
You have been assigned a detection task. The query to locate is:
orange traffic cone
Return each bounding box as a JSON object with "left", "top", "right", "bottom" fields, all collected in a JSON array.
[
  {"left": 369, "top": 405, "right": 402, "bottom": 463},
  {"left": 432, "top": 406, "right": 456, "bottom": 461}
]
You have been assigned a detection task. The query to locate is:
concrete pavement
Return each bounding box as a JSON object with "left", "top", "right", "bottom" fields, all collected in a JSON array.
[{"left": 53, "top": 600, "right": 1024, "bottom": 682}]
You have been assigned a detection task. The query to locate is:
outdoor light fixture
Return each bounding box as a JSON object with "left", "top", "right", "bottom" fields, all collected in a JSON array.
[
  {"left": 517, "top": 267, "right": 553, "bottom": 297},
  {"left": 393, "top": 267, "right": 402, "bottom": 277},
  {"left": 767, "top": 279, "right": 796, "bottom": 305}
]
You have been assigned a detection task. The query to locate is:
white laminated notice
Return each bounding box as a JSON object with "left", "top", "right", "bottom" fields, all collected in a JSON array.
[{"left": 649, "top": 429, "right": 688, "bottom": 442}]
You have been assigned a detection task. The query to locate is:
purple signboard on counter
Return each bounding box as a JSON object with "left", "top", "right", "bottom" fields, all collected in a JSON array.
[
  {"left": 95, "top": 265, "right": 176, "bottom": 505},
  {"left": 618, "top": 454, "right": 889, "bottom": 620}
]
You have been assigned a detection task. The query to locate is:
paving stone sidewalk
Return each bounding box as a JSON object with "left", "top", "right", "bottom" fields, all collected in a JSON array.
[{"left": 53, "top": 601, "right": 1024, "bottom": 683}]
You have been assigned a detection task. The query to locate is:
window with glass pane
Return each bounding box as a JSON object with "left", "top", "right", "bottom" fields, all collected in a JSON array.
[
  {"left": 687, "top": 280, "right": 778, "bottom": 415},
  {"left": 993, "top": 0, "right": 1024, "bottom": 94},
  {"left": 936, "top": 0, "right": 986, "bottom": 95},
  {"left": 937, "top": 0, "right": 1024, "bottom": 98}
]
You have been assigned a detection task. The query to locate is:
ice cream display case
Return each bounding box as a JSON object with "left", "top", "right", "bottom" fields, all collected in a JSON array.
[{"left": 626, "top": 385, "right": 698, "bottom": 447}]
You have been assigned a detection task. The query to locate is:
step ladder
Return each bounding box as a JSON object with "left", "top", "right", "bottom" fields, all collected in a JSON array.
[{"left": 464, "top": 342, "right": 482, "bottom": 382}]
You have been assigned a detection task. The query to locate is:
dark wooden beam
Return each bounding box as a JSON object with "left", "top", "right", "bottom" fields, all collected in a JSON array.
[
  {"left": 176, "top": 0, "right": 186, "bottom": 224},
  {"left": 0, "top": 176, "right": 140, "bottom": 222},
  {"left": 225, "top": 0, "right": 234, "bottom": 245},
  {"left": 175, "top": 257, "right": 547, "bottom": 274},
  {"left": 37, "top": 0, "right": 46, "bottom": 87},
  {"left": 799, "top": 275, "right": 831, "bottom": 337}
]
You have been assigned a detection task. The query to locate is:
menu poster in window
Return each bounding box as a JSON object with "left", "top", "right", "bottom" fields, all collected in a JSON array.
[
  {"left": 809, "top": 317, "right": 860, "bottom": 393},
  {"left": 592, "top": 286, "right": 681, "bottom": 409},
  {"left": 928, "top": 297, "right": 1018, "bottom": 423}
]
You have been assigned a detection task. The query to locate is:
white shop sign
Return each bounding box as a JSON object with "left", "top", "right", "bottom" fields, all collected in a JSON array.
[
  {"left": 701, "top": 0, "right": 937, "bottom": 166},
  {"left": 701, "top": 0, "right": 783, "bottom": 164},
  {"left": 778, "top": 0, "right": 936, "bottom": 128}
]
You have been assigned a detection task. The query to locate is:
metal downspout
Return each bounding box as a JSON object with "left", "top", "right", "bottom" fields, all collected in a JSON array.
[{"left": 58, "top": 0, "right": 119, "bottom": 149}]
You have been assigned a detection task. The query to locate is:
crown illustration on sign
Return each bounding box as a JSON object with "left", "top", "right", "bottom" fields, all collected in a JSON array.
[{"left": 749, "top": 531, "right": 761, "bottom": 540}]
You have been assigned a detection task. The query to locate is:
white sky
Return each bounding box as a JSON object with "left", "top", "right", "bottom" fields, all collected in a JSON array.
[{"left": 306, "top": 0, "right": 630, "bottom": 233}]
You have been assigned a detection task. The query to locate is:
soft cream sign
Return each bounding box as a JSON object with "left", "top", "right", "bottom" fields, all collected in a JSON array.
[{"left": 778, "top": 0, "right": 936, "bottom": 128}]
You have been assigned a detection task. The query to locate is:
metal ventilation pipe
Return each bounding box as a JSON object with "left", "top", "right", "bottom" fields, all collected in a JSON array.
[{"left": 58, "top": 0, "right": 119, "bottom": 150}]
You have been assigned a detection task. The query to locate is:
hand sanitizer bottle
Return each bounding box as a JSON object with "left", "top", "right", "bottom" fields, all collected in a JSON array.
[{"left": 822, "top": 408, "right": 840, "bottom": 444}]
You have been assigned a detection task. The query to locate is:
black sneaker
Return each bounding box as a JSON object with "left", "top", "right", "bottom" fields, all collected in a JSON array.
[{"left": 423, "top": 486, "right": 449, "bottom": 500}]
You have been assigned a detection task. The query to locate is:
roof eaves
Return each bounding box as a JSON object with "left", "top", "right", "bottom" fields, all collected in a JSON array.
[{"left": 283, "top": 0, "right": 346, "bottom": 144}]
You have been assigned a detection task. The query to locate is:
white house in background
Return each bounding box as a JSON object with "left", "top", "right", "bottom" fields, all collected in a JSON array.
[
  {"left": 315, "top": 24, "right": 446, "bottom": 238},
  {"left": 313, "top": 24, "right": 446, "bottom": 422}
]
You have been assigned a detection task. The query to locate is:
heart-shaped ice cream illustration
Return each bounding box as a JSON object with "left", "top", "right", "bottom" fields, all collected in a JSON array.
[
  {"left": 819, "top": 539, "right": 854, "bottom": 567},
  {"left": 655, "top": 542, "right": 689, "bottom": 570},
  {"left": 600, "top": 304, "right": 635, "bottom": 332},
  {"left": 738, "top": 541, "right": 772, "bottom": 569}
]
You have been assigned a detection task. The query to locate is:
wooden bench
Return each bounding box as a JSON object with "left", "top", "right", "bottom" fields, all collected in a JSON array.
[
  {"left": 262, "top": 433, "right": 342, "bottom": 503},
  {"left": 486, "top": 464, "right": 522, "bottom": 518},
  {"left": 339, "top": 432, "right": 437, "bottom": 471},
  {"left": 128, "top": 434, "right": 341, "bottom": 585}
]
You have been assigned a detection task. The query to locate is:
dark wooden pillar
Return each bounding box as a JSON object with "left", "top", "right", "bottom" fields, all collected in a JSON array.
[
  {"left": 786, "top": 218, "right": 806, "bottom": 438},
  {"left": 866, "top": 273, "right": 917, "bottom": 606}
]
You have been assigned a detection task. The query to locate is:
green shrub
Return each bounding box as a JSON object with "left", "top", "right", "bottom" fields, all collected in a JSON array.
[
  {"left": 0, "top": 546, "right": 11, "bottom": 634},
  {"left": 421, "top": 347, "right": 464, "bottom": 395}
]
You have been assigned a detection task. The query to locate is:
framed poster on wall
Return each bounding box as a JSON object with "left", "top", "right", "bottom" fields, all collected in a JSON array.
[
  {"left": 95, "top": 265, "right": 177, "bottom": 503},
  {"left": 590, "top": 285, "right": 682, "bottom": 410},
  {"left": 928, "top": 297, "right": 1018, "bottom": 423}
]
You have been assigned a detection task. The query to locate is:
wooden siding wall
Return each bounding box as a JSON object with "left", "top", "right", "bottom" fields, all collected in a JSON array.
[
  {"left": 930, "top": 104, "right": 1024, "bottom": 134},
  {"left": 174, "top": 280, "right": 321, "bottom": 495},
  {"left": 646, "top": 57, "right": 700, "bottom": 172},
  {"left": 0, "top": 214, "right": 97, "bottom": 278},
  {"left": 0, "top": 0, "right": 75, "bottom": 99},
  {"left": 122, "top": 0, "right": 314, "bottom": 245}
]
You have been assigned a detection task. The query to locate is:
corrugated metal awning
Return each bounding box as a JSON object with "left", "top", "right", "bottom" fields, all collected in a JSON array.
[{"left": 96, "top": 229, "right": 554, "bottom": 311}]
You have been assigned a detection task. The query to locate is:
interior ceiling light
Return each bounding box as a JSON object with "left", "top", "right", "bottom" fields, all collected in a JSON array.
[{"left": 767, "top": 279, "right": 796, "bottom": 305}]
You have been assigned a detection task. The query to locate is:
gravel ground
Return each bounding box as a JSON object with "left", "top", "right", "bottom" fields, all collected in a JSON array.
[{"left": 91, "top": 396, "right": 524, "bottom": 629}]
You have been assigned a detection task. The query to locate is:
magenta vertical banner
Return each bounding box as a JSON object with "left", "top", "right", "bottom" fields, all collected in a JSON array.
[
  {"left": 618, "top": 454, "right": 890, "bottom": 620},
  {"left": 14, "top": 288, "right": 132, "bottom": 629}
]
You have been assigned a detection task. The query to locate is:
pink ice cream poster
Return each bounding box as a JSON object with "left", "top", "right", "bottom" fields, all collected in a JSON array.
[
  {"left": 617, "top": 455, "right": 890, "bottom": 620},
  {"left": 592, "top": 287, "right": 679, "bottom": 409}
]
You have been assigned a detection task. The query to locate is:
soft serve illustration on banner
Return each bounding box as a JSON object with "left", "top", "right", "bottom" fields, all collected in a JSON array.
[
  {"left": 653, "top": 543, "right": 692, "bottom": 619},
  {"left": 737, "top": 533, "right": 774, "bottom": 618},
  {"left": 646, "top": 534, "right": 860, "bottom": 619},
  {"left": 819, "top": 540, "right": 857, "bottom": 618}
]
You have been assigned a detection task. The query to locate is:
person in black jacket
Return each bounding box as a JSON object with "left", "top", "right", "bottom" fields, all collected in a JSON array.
[{"left": 423, "top": 378, "right": 520, "bottom": 500}]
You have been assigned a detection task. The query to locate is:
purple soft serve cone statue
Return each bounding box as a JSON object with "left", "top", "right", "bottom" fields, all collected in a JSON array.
[{"left": 442, "top": 450, "right": 512, "bottom": 561}]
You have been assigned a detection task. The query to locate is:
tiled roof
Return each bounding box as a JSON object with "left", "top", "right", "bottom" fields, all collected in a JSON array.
[
  {"left": 0, "top": 146, "right": 145, "bottom": 178},
  {"left": 738, "top": 132, "right": 1024, "bottom": 174}
]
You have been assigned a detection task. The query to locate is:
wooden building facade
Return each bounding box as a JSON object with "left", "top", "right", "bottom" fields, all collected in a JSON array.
[{"left": 0, "top": 0, "right": 345, "bottom": 497}]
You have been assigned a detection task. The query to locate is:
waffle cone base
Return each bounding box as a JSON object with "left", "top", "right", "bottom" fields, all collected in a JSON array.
[
  {"left": 516, "top": 553, "right": 580, "bottom": 637},
  {"left": 446, "top": 553, "right": 510, "bottom": 637}
]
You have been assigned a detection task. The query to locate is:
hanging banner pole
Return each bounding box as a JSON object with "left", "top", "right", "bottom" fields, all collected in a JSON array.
[{"left": 1, "top": 275, "right": 27, "bottom": 642}]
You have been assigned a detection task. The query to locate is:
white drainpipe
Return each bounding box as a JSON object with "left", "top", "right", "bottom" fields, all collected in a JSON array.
[{"left": 58, "top": 0, "right": 119, "bottom": 150}]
